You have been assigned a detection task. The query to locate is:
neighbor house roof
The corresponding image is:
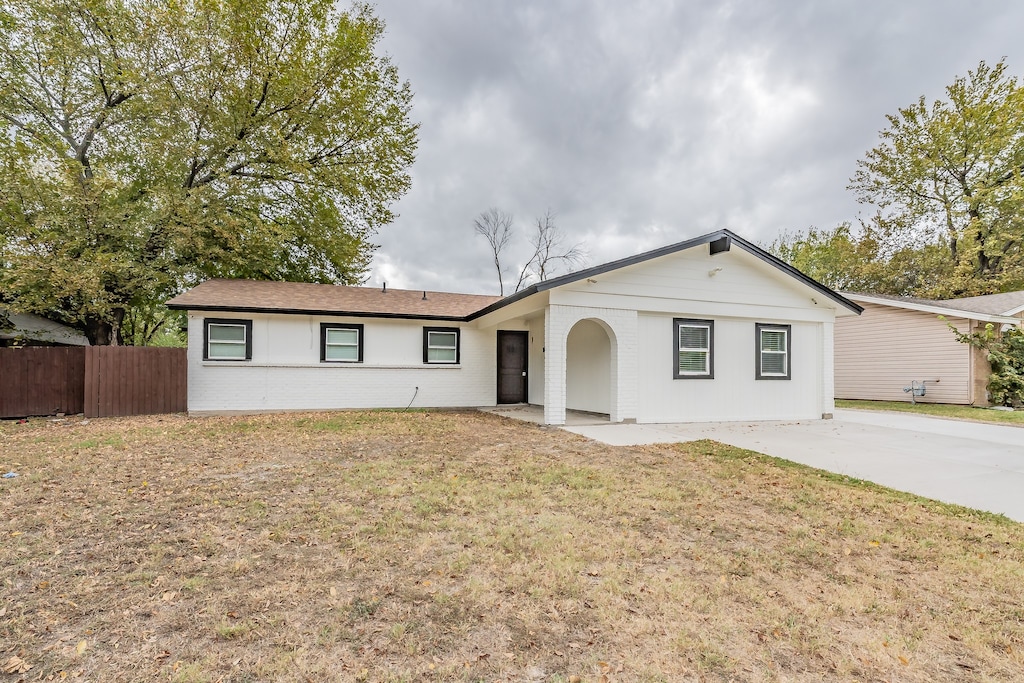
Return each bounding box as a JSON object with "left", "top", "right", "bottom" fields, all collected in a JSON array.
[
  {"left": 166, "top": 279, "right": 501, "bottom": 321},
  {"left": 841, "top": 292, "right": 1021, "bottom": 325},
  {"left": 941, "top": 290, "right": 1024, "bottom": 317},
  {"left": 0, "top": 309, "right": 90, "bottom": 346},
  {"left": 168, "top": 229, "right": 862, "bottom": 320}
]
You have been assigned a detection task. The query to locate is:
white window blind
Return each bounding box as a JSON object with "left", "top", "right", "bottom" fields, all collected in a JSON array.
[{"left": 678, "top": 324, "right": 710, "bottom": 375}]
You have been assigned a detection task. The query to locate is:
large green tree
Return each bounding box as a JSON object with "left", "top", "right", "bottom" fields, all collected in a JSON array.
[
  {"left": 850, "top": 59, "right": 1024, "bottom": 297},
  {"left": 0, "top": 0, "right": 417, "bottom": 344},
  {"left": 767, "top": 223, "right": 952, "bottom": 297}
]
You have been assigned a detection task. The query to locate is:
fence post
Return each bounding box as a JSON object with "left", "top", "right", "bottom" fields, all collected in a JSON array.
[{"left": 84, "top": 346, "right": 97, "bottom": 418}]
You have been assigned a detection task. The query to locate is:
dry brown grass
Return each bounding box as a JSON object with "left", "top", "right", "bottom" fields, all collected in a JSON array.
[{"left": 2, "top": 409, "right": 1023, "bottom": 682}]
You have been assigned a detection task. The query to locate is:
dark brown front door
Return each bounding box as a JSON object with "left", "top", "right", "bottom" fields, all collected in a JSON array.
[{"left": 497, "top": 331, "right": 528, "bottom": 403}]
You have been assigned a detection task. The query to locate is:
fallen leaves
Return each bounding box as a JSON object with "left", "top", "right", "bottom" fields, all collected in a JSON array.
[{"left": 3, "top": 656, "right": 32, "bottom": 674}]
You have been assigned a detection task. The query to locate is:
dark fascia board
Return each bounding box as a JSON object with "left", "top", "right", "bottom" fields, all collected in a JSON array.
[
  {"left": 463, "top": 283, "right": 545, "bottom": 321},
  {"left": 467, "top": 228, "right": 863, "bottom": 320},
  {"left": 165, "top": 303, "right": 467, "bottom": 322}
]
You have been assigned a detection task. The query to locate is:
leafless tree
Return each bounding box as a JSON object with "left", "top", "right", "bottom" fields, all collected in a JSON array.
[
  {"left": 513, "top": 210, "right": 587, "bottom": 292},
  {"left": 473, "top": 207, "right": 515, "bottom": 295},
  {"left": 474, "top": 207, "right": 587, "bottom": 294}
]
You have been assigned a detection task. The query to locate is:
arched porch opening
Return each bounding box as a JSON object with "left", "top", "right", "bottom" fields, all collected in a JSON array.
[{"left": 565, "top": 318, "right": 616, "bottom": 417}]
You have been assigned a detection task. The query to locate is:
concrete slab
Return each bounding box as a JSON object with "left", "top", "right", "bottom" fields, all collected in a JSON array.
[
  {"left": 480, "top": 405, "right": 610, "bottom": 426},
  {"left": 563, "top": 409, "right": 1024, "bottom": 522}
]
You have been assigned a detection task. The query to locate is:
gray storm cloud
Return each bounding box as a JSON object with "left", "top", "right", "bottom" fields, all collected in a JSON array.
[{"left": 369, "top": 0, "right": 1024, "bottom": 295}]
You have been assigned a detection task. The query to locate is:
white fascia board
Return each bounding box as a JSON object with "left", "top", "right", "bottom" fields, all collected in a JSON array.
[{"left": 844, "top": 293, "right": 1020, "bottom": 325}]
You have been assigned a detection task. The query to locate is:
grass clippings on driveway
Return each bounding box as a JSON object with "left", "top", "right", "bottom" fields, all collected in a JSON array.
[
  {"left": 2, "top": 410, "right": 1023, "bottom": 682},
  {"left": 837, "top": 399, "right": 1024, "bottom": 426}
]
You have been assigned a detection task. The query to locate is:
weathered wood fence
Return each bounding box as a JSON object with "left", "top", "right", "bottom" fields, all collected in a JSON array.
[
  {"left": 0, "top": 347, "right": 85, "bottom": 418},
  {"left": 1, "top": 346, "right": 186, "bottom": 418}
]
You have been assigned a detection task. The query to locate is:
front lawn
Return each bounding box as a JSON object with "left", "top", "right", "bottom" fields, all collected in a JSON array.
[
  {"left": 837, "top": 399, "right": 1024, "bottom": 426},
  {"left": 2, "top": 410, "right": 1022, "bottom": 681}
]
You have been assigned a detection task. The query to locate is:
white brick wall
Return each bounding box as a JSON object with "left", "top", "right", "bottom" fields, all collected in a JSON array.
[
  {"left": 186, "top": 313, "right": 496, "bottom": 413},
  {"left": 821, "top": 321, "right": 835, "bottom": 416},
  {"left": 184, "top": 242, "right": 842, "bottom": 422},
  {"left": 543, "top": 304, "right": 638, "bottom": 425}
]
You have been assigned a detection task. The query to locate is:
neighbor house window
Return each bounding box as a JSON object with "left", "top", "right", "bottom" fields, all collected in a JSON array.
[
  {"left": 756, "top": 323, "right": 791, "bottom": 380},
  {"left": 204, "top": 318, "right": 252, "bottom": 361},
  {"left": 321, "top": 323, "right": 363, "bottom": 363},
  {"left": 673, "top": 318, "right": 713, "bottom": 379},
  {"left": 423, "top": 327, "right": 460, "bottom": 364}
]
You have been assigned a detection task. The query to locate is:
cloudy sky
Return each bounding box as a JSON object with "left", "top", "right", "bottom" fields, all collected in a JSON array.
[{"left": 367, "top": 1, "right": 1024, "bottom": 296}]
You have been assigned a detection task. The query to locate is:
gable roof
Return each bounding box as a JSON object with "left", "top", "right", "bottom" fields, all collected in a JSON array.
[
  {"left": 842, "top": 292, "right": 1021, "bottom": 325},
  {"left": 167, "top": 229, "right": 861, "bottom": 320},
  {"left": 467, "top": 229, "right": 862, "bottom": 320},
  {"left": 166, "top": 279, "right": 500, "bottom": 320}
]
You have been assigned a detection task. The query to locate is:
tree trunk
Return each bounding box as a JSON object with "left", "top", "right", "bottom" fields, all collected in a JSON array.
[{"left": 84, "top": 308, "right": 126, "bottom": 345}]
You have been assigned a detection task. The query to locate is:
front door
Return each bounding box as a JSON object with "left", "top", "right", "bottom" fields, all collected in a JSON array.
[{"left": 497, "top": 331, "right": 528, "bottom": 403}]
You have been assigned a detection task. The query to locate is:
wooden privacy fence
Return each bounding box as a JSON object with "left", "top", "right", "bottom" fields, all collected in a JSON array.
[
  {"left": 1, "top": 346, "right": 186, "bottom": 418},
  {"left": 84, "top": 347, "right": 187, "bottom": 418},
  {"left": 0, "top": 347, "right": 85, "bottom": 418}
]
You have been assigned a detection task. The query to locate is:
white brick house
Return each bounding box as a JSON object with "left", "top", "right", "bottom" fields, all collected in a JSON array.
[{"left": 167, "top": 230, "right": 861, "bottom": 424}]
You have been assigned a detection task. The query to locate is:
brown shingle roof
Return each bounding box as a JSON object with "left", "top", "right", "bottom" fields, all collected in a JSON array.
[{"left": 166, "top": 279, "right": 501, "bottom": 320}]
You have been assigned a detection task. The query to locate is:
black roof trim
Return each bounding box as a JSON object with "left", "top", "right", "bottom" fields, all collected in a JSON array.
[
  {"left": 464, "top": 283, "right": 545, "bottom": 321},
  {"left": 165, "top": 303, "right": 467, "bottom": 322},
  {"left": 171, "top": 230, "right": 862, "bottom": 322},
  {"left": 467, "top": 229, "right": 862, "bottom": 320}
]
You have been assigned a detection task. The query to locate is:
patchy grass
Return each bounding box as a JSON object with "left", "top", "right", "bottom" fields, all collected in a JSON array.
[
  {"left": 838, "top": 399, "right": 1024, "bottom": 426},
  {"left": 2, "top": 410, "right": 1023, "bottom": 682}
]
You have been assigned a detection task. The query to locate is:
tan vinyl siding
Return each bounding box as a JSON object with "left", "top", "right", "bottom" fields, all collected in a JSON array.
[{"left": 835, "top": 302, "right": 972, "bottom": 404}]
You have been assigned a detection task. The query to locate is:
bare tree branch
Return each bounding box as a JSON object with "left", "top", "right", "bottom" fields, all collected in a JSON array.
[
  {"left": 473, "top": 207, "right": 514, "bottom": 296},
  {"left": 514, "top": 210, "right": 586, "bottom": 291}
]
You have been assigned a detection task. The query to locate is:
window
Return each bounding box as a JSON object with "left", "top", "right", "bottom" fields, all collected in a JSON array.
[
  {"left": 423, "top": 327, "right": 460, "bottom": 364},
  {"left": 673, "top": 318, "right": 713, "bottom": 379},
  {"left": 321, "top": 323, "right": 363, "bottom": 363},
  {"left": 204, "top": 318, "right": 252, "bottom": 360},
  {"left": 756, "top": 323, "right": 791, "bottom": 380}
]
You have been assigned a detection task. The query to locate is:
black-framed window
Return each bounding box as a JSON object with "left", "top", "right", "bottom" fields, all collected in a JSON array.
[
  {"left": 755, "top": 323, "right": 791, "bottom": 380},
  {"left": 423, "top": 327, "right": 460, "bottom": 364},
  {"left": 321, "top": 323, "right": 363, "bottom": 363},
  {"left": 673, "top": 318, "right": 714, "bottom": 379},
  {"left": 204, "top": 318, "right": 252, "bottom": 361}
]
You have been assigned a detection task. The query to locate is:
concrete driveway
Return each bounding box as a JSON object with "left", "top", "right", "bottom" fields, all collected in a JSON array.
[{"left": 563, "top": 409, "right": 1024, "bottom": 522}]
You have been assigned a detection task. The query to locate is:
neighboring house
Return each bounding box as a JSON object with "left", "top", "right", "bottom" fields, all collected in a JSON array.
[
  {"left": 835, "top": 292, "right": 1023, "bottom": 406},
  {"left": 0, "top": 309, "right": 90, "bottom": 347},
  {"left": 166, "top": 229, "right": 862, "bottom": 424}
]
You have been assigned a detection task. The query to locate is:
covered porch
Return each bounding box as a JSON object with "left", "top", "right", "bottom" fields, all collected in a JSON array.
[{"left": 475, "top": 294, "right": 637, "bottom": 426}]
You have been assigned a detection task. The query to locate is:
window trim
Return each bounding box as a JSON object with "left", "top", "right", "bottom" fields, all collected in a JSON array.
[
  {"left": 203, "top": 318, "right": 253, "bottom": 361},
  {"left": 423, "top": 326, "right": 460, "bottom": 364},
  {"left": 320, "top": 323, "right": 364, "bottom": 363},
  {"left": 673, "top": 318, "right": 714, "bottom": 379},
  {"left": 755, "top": 323, "right": 791, "bottom": 380}
]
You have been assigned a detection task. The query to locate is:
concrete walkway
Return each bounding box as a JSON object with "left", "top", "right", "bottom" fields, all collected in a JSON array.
[{"left": 563, "top": 409, "right": 1024, "bottom": 522}]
